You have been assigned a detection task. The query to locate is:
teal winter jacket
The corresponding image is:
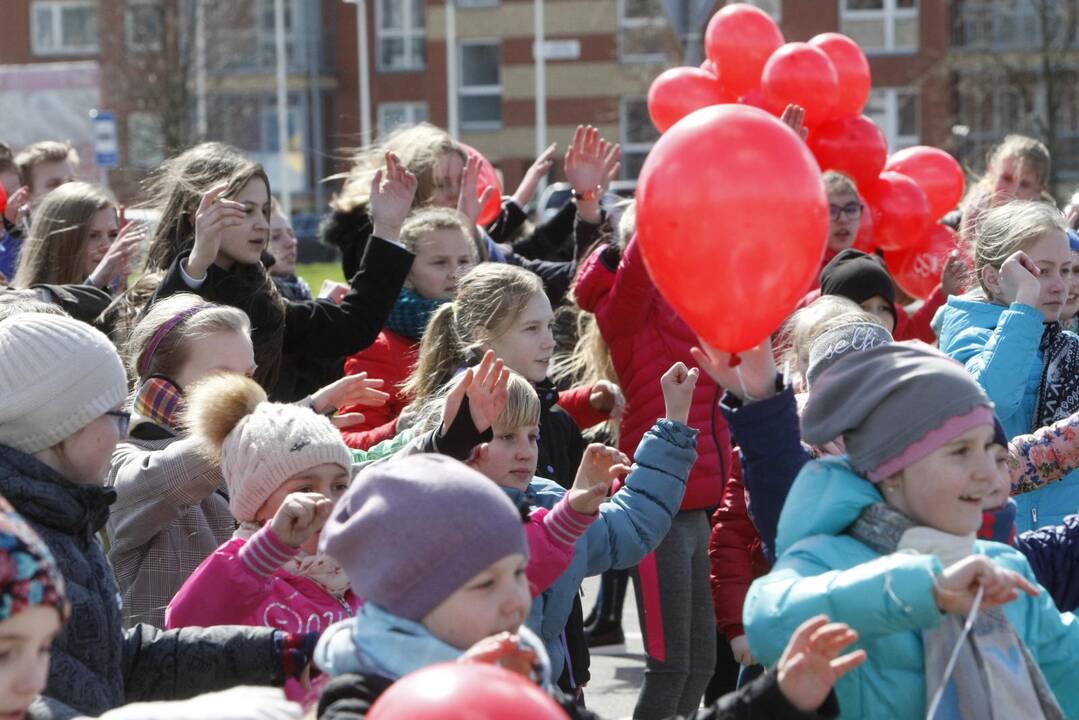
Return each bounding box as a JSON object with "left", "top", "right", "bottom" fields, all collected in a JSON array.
[
  {"left": 503, "top": 419, "right": 697, "bottom": 680},
  {"left": 936, "top": 296, "right": 1079, "bottom": 531},
  {"left": 743, "top": 457, "right": 1079, "bottom": 720}
]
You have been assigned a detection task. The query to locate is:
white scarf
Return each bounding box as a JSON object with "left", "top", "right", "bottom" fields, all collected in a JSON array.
[{"left": 234, "top": 522, "right": 352, "bottom": 598}]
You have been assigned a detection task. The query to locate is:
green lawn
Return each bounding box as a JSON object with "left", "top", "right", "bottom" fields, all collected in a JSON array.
[{"left": 297, "top": 261, "right": 345, "bottom": 295}]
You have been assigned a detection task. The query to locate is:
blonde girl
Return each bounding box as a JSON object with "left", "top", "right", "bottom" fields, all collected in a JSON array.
[
  {"left": 13, "top": 181, "right": 142, "bottom": 292},
  {"left": 960, "top": 135, "right": 1051, "bottom": 242}
]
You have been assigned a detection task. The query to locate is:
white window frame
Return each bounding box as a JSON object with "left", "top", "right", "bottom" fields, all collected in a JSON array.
[
  {"left": 125, "top": 0, "right": 163, "bottom": 54},
  {"left": 620, "top": 96, "right": 657, "bottom": 180},
  {"left": 868, "top": 87, "right": 920, "bottom": 151},
  {"left": 730, "top": 0, "right": 782, "bottom": 21},
  {"left": 376, "top": 0, "right": 425, "bottom": 72},
  {"left": 617, "top": 0, "right": 668, "bottom": 64},
  {"left": 377, "top": 102, "right": 429, "bottom": 136},
  {"left": 457, "top": 0, "right": 500, "bottom": 6},
  {"left": 458, "top": 39, "right": 502, "bottom": 132},
  {"left": 31, "top": 0, "right": 98, "bottom": 56},
  {"left": 839, "top": 0, "right": 919, "bottom": 54}
]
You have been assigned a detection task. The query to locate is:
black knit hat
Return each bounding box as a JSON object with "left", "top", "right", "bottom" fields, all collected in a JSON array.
[{"left": 819, "top": 249, "right": 897, "bottom": 325}]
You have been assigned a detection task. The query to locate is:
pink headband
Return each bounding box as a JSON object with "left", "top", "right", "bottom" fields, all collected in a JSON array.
[
  {"left": 868, "top": 405, "right": 996, "bottom": 483},
  {"left": 138, "top": 303, "right": 220, "bottom": 377}
]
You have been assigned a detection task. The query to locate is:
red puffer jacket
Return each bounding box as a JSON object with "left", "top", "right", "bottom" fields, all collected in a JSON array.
[
  {"left": 575, "top": 238, "right": 729, "bottom": 510},
  {"left": 339, "top": 329, "right": 416, "bottom": 450}
]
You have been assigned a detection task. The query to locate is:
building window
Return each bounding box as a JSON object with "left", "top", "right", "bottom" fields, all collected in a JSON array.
[
  {"left": 378, "top": 102, "right": 429, "bottom": 136},
  {"left": 261, "top": 100, "right": 304, "bottom": 154},
  {"left": 618, "top": 0, "right": 670, "bottom": 63},
  {"left": 620, "top": 97, "right": 660, "bottom": 179},
  {"left": 840, "top": 0, "right": 918, "bottom": 54},
  {"left": 378, "top": 0, "right": 425, "bottom": 71},
  {"left": 865, "top": 88, "right": 920, "bottom": 151},
  {"left": 458, "top": 0, "right": 500, "bottom": 6},
  {"left": 126, "top": 0, "right": 163, "bottom": 53},
  {"left": 257, "top": 0, "right": 301, "bottom": 70},
  {"left": 459, "top": 40, "right": 502, "bottom": 131},
  {"left": 31, "top": 1, "right": 98, "bottom": 55},
  {"left": 127, "top": 112, "right": 164, "bottom": 168},
  {"left": 728, "top": 0, "right": 781, "bottom": 21},
  {"left": 952, "top": 0, "right": 1057, "bottom": 50}
]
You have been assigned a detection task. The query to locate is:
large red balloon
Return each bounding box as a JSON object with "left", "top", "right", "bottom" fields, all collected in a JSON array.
[
  {"left": 884, "top": 224, "right": 959, "bottom": 300},
  {"left": 705, "top": 4, "right": 785, "bottom": 99},
  {"left": 808, "top": 115, "right": 888, "bottom": 191},
  {"left": 884, "top": 146, "right": 966, "bottom": 221},
  {"left": 761, "top": 42, "right": 839, "bottom": 127},
  {"left": 458, "top": 142, "right": 502, "bottom": 227},
  {"left": 648, "top": 67, "right": 729, "bottom": 133},
  {"left": 808, "top": 33, "right": 871, "bottom": 119},
  {"left": 367, "top": 663, "right": 568, "bottom": 720},
  {"left": 863, "top": 172, "right": 932, "bottom": 252},
  {"left": 739, "top": 88, "right": 771, "bottom": 113},
  {"left": 637, "top": 104, "right": 829, "bottom": 353}
]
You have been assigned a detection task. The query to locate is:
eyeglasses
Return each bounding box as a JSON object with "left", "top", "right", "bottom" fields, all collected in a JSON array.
[
  {"left": 830, "top": 202, "right": 863, "bottom": 221},
  {"left": 106, "top": 410, "right": 131, "bottom": 436}
]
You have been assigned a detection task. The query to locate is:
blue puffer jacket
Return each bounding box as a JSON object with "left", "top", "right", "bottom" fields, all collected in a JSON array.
[
  {"left": 744, "top": 457, "right": 1079, "bottom": 720},
  {"left": 504, "top": 419, "right": 697, "bottom": 680},
  {"left": 936, "top": 296, "right": 1079, "bottom": 532}
]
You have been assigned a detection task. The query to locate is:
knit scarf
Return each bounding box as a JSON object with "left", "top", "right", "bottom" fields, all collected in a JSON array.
[
  {"left": 233, "top": 522, "right": 351, "bottom": 598},
  {"left": 848, "top": 503, "right": 1063, "bottom": 720},
  {"left": 385, "top": 288, "right": 447, "bottom": 341},
  {"left": 132, "top": 375, "right": 185, "bottom": 432},
  {"left": 1035, "top": 323, "right": 1079, "bottom": 429}
]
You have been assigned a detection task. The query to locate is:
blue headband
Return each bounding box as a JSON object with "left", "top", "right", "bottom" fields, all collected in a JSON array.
[{"left": 1068, "top": 229, "right": 1079, "bottom": 254}]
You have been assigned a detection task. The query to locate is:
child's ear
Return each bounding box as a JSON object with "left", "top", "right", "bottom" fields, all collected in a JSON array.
[{"left": 980, "top": 264, "right": 1001, "bottom": 297}]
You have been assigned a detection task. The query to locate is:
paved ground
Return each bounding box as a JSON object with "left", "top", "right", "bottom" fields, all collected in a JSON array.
[{"left": 580, "top": 575, "right": 646, "bottom": 720}]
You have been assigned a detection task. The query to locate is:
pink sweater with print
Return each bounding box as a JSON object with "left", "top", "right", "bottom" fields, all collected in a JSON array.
[
  {"left": 526, "top": 496, "right": 597, "bottom": 595},
  {"left": 165, "top": 526, "right": 360, "bottom": 705}
]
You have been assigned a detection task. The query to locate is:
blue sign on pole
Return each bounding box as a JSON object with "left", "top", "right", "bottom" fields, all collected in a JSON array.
[{"left": 93, "top": 112, "right": 119, "bottom": 168}]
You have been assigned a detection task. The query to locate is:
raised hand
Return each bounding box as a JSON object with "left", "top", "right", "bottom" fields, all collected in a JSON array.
[
  {"left": 442, "top": 350, "right": 510, "bottom": 436},
  {"left": 369, "top": 151, "right": 418, "bottom": 243},
  {"left": 995, "top": 250, "right": 1042, "bottom": 309},
  {"left": 569, "top": 443, "right": 632, "bottom": 515},
  {"left": 87, "top": 220, "right": 145, "bottom": 289},
  {"left": 589, "top": 380, "right": 626, "bottom": 420},
  {"left": 512, "top": 143, "right": 558, "bottom": 208},
  {"left": 777, "top": 615, "right": 867, "bottom": 713},
  {"left": 457, "top": 153, "right": 495, "bottom": 225},
  {"left": 269, "top": 492, "right": 334, "bottom": 549},
  {"left": 188, "top": 184, "right": 247, "bottom": 278},
  {"left": 690, "top": 337, "right": 778, "bottom": 403},
  {"left": 941, "top": 250, "right": 969, "bottom": 297},
  {"left": 460, "top": 632, "right": 540, "bottom": 681},
  {"left": 3, "top": 186, "right": 30, "bottom": 226},
  {"left": 309, "top": 372, "right": 389, "bottom": 429},
  {"left": 780, "top": 104, "right": 808, "bottom": 141},
  {"left": 934, "top": 555, "right": 1039, "bottom": 615},
  {"left": 660, "top": 361, "right": 700, "bottom": 425}
]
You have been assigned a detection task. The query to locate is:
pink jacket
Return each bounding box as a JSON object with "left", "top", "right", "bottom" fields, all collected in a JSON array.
[
  {"left": 526, "top": 496, "right": 597, "bottom": 595},
  {"left": 165, "top": 526, "right": 361, "bottom": 705}
]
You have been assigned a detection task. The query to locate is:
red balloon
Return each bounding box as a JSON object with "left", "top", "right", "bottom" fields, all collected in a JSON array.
[
  {"left": 761, "top": 42, "right": 839, "bottom": 127},
  {"left": 367, "top": 663, "right": 568, "bottom": 720},
  {"left": 648, "top": 67, "right": 729, "bottom": 133},
  {"left": 884, "top": 224, "right": 959, "bottom": 300},
  {"left": 457, "top": 142, "right": 502, "bottom": 227},
  {"left": 884, "top": 146, "right": 966, "bottom": 221},
  {"left": 739, "top": 88, "right": 772, "bottom": 113},
  {"left": 863, "top": 171, "right": 932, "bottom": 252},
  {"left": 705, "top": 4, "right": 785, "bottom": 99},
  {"left": 637, "top": 104, "right": 829, "bottom": 353},
  {"left": 853, "top": 191, "right": 877, "bottom": 253},
  {"left": 808, "top": 115, "right": 888, "bottom": 191},
  {"left": 808, "top": 33, "right": 871, "bottom": 119}
]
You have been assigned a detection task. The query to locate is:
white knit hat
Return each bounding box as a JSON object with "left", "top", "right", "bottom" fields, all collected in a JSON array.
[
  {"left": 222, "top": 403, "right": 354, "bottom": 522},
  {"left": 0, "top": 314, "right": 128, "bottom": 453}
]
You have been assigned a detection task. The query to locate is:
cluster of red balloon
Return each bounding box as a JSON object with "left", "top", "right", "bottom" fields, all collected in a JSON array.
[{"left": 639, "top": 5, "right": 967, "bottom": 352}]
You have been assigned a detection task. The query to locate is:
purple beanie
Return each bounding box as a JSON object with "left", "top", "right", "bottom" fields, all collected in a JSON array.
[{"left": 319, "top": 454, "right": 529, "bottom": 621}]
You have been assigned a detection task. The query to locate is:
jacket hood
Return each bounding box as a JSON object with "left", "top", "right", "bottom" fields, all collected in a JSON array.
[
  {"left": 933, "top": 294, "right": 1005, "bottom": 348},
  {"left": 320, "top": 207, "right": 368, "bottom": 251},
  {"left": 0, "top": 444, "right": 114, "bottom": 537},
  {"left": 775, "top": 456, "right": 883, "bottom": 558}
]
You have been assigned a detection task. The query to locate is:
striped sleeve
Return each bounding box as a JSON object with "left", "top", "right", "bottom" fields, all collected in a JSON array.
[
  {"left": 236, "top": 525, "right": 299, "bottom": 578},
  {"left": 541, "top": 496, "right": 597, "bottom": 549}
]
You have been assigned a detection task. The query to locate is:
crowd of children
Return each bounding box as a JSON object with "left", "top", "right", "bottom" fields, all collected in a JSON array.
[{"left": 3, "top": 107, "right": 1079, "bottom": 720}]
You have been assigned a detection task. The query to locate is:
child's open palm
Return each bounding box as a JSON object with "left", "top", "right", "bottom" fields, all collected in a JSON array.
[
  {"left": 777, "top": 615, "right": 867, "bottom": 712},
  {"left": 442, "top": 350, "right": 510, "bottom": 436},
  {"left": 270, "top": 492, "right": 334, "bottom": 549},
  {"left": 369, "top": 151, "right": 417, "bottom": 243},
  {"left": 456, "top": 154, "right": 496, "bottom": 225},
  {"left": 569, "top": 444, "right": 631, "bottom": 515},
  {"left": 660, "top": 362, "right": 699, "bottom": 425},
  {"left": 189, "top": 183, "right": 246, "bottom": 277}
]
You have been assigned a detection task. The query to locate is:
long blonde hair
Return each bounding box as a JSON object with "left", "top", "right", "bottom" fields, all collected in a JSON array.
[
  {"left": 330, "top": 123, "right": 467, "bottom": 214},
  {"left": 973, "top": 200, "right": 1067, "bottom": 298},
  {"left": 13, "top": 182, "right": 114, "bottom": 287},
  {"left": 402, "top": 264, "right": 543, "bottom": 405}
]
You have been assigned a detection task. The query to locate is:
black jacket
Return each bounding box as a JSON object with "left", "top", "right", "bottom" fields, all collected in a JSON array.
[
  {"left": 149, "top": 237, "right": 413, "bottom": 400},
  {"left": 0, "top": 445, "right": 285, "bottom": 720}
]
